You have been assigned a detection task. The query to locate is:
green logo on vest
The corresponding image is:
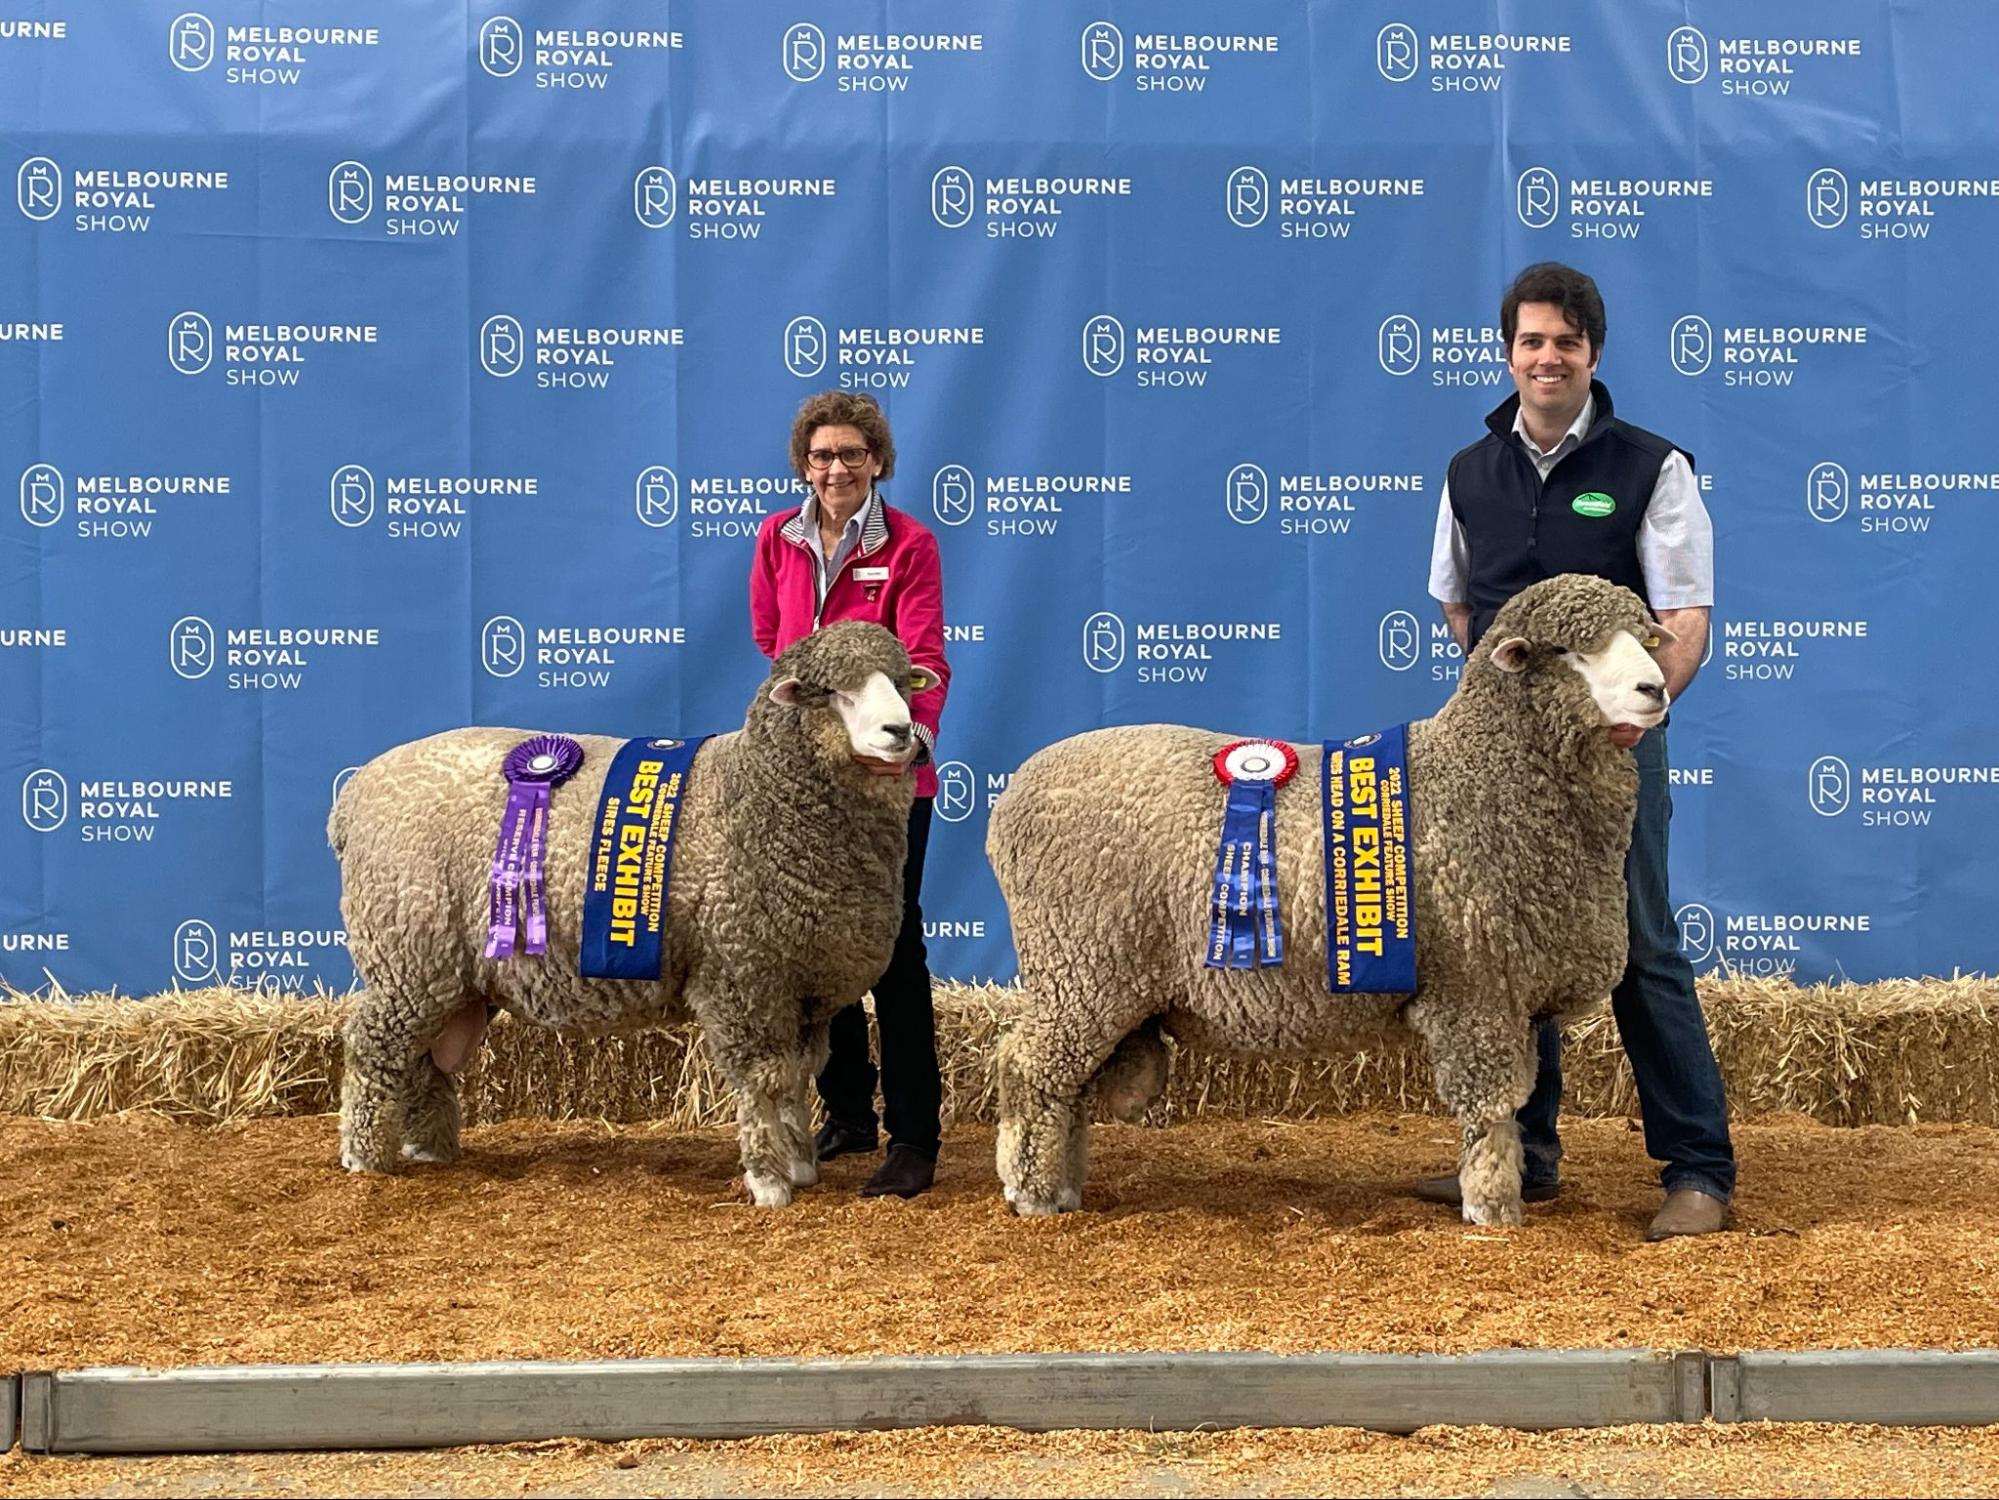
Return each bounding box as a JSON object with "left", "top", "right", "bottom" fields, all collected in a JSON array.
[{"left": 1571, "top": 491, "right": 1616, "bottom": 518}]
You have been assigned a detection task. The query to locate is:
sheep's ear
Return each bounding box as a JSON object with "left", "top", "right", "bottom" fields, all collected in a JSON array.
[
  {"left": 768, "top": 676, "right": 808, "bottom": 706},
  {"left": 906, "top": 667, "right": 937, "bottom": 695},
  {"left": 1489, "top": 636, "right": 1533, "bottom": 674},
  {"left": 1640, "top": 617, "right": 1678, "bottom": 649}
]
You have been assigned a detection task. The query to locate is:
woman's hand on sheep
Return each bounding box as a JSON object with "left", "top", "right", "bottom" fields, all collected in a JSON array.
[{"left": 1608, "top": 724, "right": 1646, "bottom": 749}]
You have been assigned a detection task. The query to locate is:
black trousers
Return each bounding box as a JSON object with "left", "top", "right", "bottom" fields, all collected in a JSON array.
[{"left": 816, "top": 797, "right": 942, "bottom": 1156}]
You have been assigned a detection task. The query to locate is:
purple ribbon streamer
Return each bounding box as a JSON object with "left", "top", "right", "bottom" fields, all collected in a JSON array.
[
  {"left": 523, "top": 794, "right": 552, "bottom": 952},
  {"left": 484, "top": 784, "right": 539, "bottom": 960},
  {"left": 486, "top": 736, "right": 583, "bottom": 961}
]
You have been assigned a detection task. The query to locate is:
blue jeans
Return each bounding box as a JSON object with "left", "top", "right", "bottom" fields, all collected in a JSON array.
[{"left": 1517, "top": 729, "right": 1736, "bottom": 1201}]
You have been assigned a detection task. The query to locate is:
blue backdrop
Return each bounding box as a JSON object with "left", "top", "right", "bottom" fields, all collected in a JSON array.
[{"left": 4, "top": 1, "right": 1994, "bottom": 995}]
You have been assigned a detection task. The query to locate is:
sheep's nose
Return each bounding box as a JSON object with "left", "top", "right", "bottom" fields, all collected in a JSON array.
[
  {"left": 1635, "top": 681, "right": 1666, "bottom": 703},
  {"left": 882, "top": 721, "right": 912, "bottom": 747}
]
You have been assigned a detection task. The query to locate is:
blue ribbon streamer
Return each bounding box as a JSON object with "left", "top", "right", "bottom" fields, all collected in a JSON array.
[{"left": 1207, "top": 776, "right": 1285, "bottom": 970}]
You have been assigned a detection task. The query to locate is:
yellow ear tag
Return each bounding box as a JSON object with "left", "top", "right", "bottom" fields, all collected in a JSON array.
[{"left": 1643, "top": 634, "right": 1662, "bottom": 649}]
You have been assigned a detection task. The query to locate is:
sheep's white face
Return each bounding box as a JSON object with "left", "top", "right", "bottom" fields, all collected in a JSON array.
[
  {"left": 832, "top": 670, "right": 919, "bottom": 763},
  {"left": 769, "top": 668, "right": 917, "bottom": 764},
  {"left": 1491, "top": 624, "right": 1669, "bottom": 730},
  {"left": 1561, "top": 628, "right": 1669, "bottom": 729}
]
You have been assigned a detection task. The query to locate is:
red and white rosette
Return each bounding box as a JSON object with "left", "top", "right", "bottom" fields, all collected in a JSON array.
[
  {"left": 1206, "top": 739, "right": 1297, "bottom": 970},
  {"left": 1213, "top": 738, "right": 1299, "bottom": 789}
]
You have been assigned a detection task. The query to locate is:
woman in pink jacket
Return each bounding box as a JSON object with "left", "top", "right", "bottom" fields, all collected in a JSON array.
[{"left": 750, "top": 391, "right": 951, "bottom": 1198}]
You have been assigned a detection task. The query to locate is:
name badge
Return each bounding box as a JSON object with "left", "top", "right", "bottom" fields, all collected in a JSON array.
[{"left": 853, "top": 566, "right": 890, "bottom": 583}]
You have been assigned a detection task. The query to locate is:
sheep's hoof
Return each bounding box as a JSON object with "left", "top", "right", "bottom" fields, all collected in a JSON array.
[
  {"left": 401, "top": 1142, "right": 460, "bottom": 1165},
  {"left": 1010, "top": 1187, "right": 1081, "bottom": 1217},
  {"left": 1462, "top": 1197, "right": 1524, "bottom": 1228},
  {"left": 1001, "top": 1182, "right": 1019, "bottom": 1205},
  {"left": 788, "top": 1157, "right": 821, "bottom": 1189},
  {"left": 745, "top": 1172, "right": 794, "bottom": 1208}
]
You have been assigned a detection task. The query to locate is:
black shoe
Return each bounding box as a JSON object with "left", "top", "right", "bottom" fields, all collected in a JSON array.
[
  {"left": 814, "top": 1119, "right": 879, "bottom": 1163},
  {"left": 1411, "top": 1173, "right": 1560, "bottom": 1207},
  {"left": 859, "top": 1144, "right": 936, "bottom": 1199}
]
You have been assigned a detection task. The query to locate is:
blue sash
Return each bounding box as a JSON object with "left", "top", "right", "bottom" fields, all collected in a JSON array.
[
  {"left": 1321, "top": 725, "right": 1417, "bottom": 994},
  {"left": 579, "top": 735, "right": 711, "bottom": 980}
]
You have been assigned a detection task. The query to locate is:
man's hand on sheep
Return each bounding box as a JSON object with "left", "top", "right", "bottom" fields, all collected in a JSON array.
[
  {"left": 852, "top": 753, "right": 914, "bottom": 777},
  {"left": 1608, "top": 724, "right": 1646, "bottom": 749}
]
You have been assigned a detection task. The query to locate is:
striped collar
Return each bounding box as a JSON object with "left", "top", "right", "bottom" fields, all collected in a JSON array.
[{"left": 781, "top": 487, "right": 889, "bottom": 556}]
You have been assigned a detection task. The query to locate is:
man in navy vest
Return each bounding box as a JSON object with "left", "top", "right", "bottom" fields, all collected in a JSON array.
[{"left": 1418, "top": 262, "right": 1735, "bottom": 1239}]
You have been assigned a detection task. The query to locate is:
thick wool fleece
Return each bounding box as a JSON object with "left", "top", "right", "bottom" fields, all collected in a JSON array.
[
  {"left": 987, "top": 574, "right": 1655, "bottom": 1222},
  {"left": 330, "top": 621, "right": 916, "bottom": 1197}
]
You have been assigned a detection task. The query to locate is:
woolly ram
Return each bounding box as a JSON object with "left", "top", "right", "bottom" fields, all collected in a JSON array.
[
  {"left": 328, "top": 621, "right": 932, "bottom": 1207},
  {"left": 987, "top": 574, "right": 1673, "bottom": 1226}
]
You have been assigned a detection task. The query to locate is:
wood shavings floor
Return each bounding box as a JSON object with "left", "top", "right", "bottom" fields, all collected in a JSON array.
[
  {"left": 5, "top": 1113, "right": 1994, "bottom": 1371},
  {"left": 8, "top": 1422, "right": 1999, "bottom": 1499}
]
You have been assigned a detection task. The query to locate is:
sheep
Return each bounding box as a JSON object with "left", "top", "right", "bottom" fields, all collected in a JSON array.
[
  {"left": 987, "top": 574, "right": 1671, "bottom": 1226},
  {"left": 328, "top": 620, "right": 932, "bottom": 1207}
]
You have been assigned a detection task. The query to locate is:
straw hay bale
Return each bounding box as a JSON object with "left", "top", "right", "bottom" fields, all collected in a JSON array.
[
  {"left": 0, "top": 985, "right": 346, "bottom": 1122},
  {"left": 2, "top": 973, "right": 1994, "bottom": 1127}
]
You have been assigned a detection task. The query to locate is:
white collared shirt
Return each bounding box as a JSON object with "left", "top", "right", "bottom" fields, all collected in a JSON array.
[
  {"left": 799, "top": 487, "right": 881, "bottom": 608},
  {"left": 1427, "top": 394, "right": 1714, "bottom": 610}
]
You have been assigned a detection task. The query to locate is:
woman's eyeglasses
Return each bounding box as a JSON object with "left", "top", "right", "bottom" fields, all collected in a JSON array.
[{"left": 805, "top": 446, "right": 873, "bottom": 471}]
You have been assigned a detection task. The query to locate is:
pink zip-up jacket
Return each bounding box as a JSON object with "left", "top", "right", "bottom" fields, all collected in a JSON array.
[{"left": 750, "top": 494, "right": 951, "bottom": 799}]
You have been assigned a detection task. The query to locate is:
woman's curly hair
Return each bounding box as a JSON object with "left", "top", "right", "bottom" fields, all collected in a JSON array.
[{"left": 788, "top": 390, "right": 897, "bottom": 481}]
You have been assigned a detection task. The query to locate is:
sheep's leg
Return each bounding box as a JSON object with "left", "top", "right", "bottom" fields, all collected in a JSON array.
[
  {"left": 340, "top": 961, "right": 479, "bottom": 1174},
  {"left": 400, "top": 999, "right": 491, "bottom": 1163},
  {"left": 702, "top": 1036, "right": 796, "bottom": 1207},
  {"left": 1034, "top": 1018, "right": 1169, "bottom": 1201},
  {"left": 734, "top": 1056, "right": 797, "bottom": 1206},
  {"left": 779, "top": 1025, "right": 826, "bottom": 1189},
  {"left": 401, "top": 1059, "right": 463, "bottom": 1164},
  {"left": 997, "top": 1093, "right": 1081, "bottom": 1215},
  {"left": 340, "top": 989, "right": 431, "bottom": 1174},
  {"left": 687, "top": 979, "right": 802, "bottom": 1206},
  {"left": 995, "top": 1018, "right": 1095, "bottom": 1215},
  {"left": 1089, "top": 1019, "right": 1170, "bottom": 1122},
  {"left": 1060, "top": 1111, "right": 1090, "bottom": 1201},
  {"left": 1457, "top": 1115, "right": 1526, "bottom": 1227},
  {"left": 1410, "top": 1001, "right": 1539, "bottom": 1226}
]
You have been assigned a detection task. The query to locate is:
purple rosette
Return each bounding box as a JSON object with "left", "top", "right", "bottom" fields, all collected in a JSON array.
[{"left": 485, "top": 735, "right": 584, "bottom": 961}]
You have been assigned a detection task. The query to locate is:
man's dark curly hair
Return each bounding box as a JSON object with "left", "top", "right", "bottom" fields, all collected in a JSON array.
[{"left": 1501, "top": 262, "right": 1607, "bottom": 359}]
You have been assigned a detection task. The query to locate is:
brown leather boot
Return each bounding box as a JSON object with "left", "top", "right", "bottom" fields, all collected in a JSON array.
[{"left": 1646, "top": 1188, "right": 1730, "bottom": 1240}]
